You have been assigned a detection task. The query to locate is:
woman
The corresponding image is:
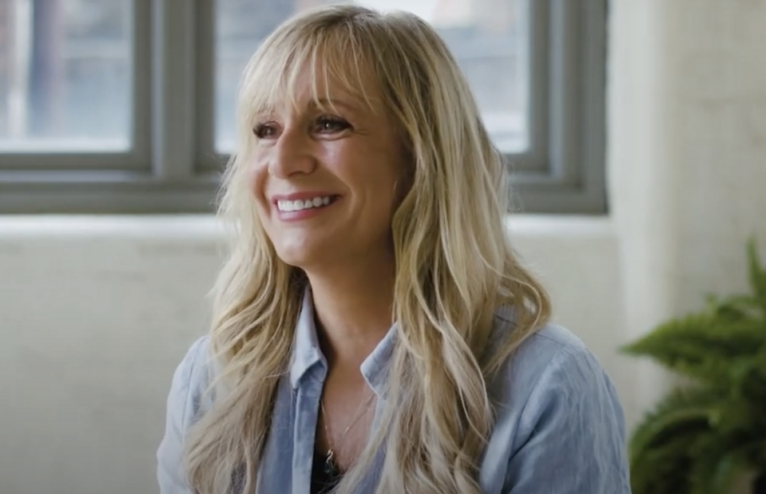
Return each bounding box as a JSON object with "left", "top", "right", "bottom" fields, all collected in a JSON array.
[{"left": 157, "top": 5, "right": 630, "bottom": 494}]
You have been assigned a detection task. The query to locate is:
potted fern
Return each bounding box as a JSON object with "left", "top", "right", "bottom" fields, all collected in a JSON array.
[{"left": 622, "top": 239, "right": 766, "bottom": 494}]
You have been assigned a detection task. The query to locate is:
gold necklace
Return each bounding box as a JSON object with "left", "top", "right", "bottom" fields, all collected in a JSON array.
[{"left": 319, "top": 391, "right": 376, "bottom": 477}]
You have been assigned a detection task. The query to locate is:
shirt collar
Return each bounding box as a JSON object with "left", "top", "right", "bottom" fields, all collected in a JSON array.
[
  {"left": 288, "top": 288, "right": 397, "bottom": 398},
  {"left": 288, "top": 288, "right": 323, "bottom": 388}
]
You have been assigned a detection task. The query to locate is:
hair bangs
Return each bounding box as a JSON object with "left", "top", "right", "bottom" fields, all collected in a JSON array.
[{"left": 237, "top": 16, "right": 379, "bottom": 136}]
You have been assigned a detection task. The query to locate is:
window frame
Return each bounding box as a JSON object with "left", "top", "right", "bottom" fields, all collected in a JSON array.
[
  {"left": 509, "top": 0, "right": 607, "bottom": 213},
  {"left": 0, "top": 0, "right": 152, "bottom": 171},
  {"left": 0, "top": 0, "right": 606, "bottom": 214}
]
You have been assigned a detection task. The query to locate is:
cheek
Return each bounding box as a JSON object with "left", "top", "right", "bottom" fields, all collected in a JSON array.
[
  {"left": 246, "top": 157, "right": 266, "bottom": 196},
  {"left": 385, "top": 152, "right": 410, "bottom": 205},
  {"left": 369, "top": 167, "right": 406, "bottom": 224},
  {"left": 246, "top": 160, "right": 272, "bottom": 219}
]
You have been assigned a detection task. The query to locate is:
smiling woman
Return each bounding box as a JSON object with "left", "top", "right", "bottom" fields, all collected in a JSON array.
[
  {"left": 249, "top": 66, "right": 406, "bottom": 272},
  {"left": 157, "top": 5, "right": 630, "bottom": 494}
]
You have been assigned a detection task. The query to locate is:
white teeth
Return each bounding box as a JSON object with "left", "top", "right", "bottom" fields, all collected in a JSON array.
[{"left": 277, "top": 196, "right": 333, "bottom": 212}]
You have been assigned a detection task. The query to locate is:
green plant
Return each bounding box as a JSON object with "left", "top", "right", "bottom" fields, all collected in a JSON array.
[{"left": 623, "top": 239, "right": 766, "bottom": 494}]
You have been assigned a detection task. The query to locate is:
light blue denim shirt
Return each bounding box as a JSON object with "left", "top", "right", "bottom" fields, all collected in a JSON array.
[{"left": 158, "top": 290, "right": 631, "bottom": 493}]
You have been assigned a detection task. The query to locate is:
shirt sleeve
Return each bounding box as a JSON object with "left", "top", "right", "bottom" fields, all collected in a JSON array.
[
  {"left": 503, "top": 346, "right": 631, "bottom": 493},
  {"left": 157, "top": 337, "right": 208, "bottom": 494}
]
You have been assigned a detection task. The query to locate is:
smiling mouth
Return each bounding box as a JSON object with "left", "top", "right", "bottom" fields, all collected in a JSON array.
[{"left": 276, "top": 195, "right": 338, "bottom": 213}]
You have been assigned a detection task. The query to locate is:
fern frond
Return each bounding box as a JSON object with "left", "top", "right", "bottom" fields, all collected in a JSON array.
[
  {"left": 630, "top": 437, "right": 695, "bottom": 494},
  {"left": 629, "top": 386, "right": 720, "bottom": 460},
  {"left": 622, "top": 315, "right": 765, "bottom": 384},
  {"left": 625, "top": 239, "right": 766, "bottom": 493},
  {"left": 688, "top": 433, "right": 754, "bottom": 494},
  {"left": 709, "top": 294, "right": 763, "bottom": 322}
]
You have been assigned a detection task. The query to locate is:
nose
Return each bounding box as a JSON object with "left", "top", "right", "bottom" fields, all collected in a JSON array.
[{"left": 267, "top": 126, "right": 317, "bottom": 179}]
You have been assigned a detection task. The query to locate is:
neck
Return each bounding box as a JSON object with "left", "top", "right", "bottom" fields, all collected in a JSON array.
[{"left": 305, "top": 253, "right": 395, "bottom": 368}]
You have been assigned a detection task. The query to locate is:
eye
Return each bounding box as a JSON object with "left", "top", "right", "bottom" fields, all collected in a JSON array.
[
  {"left": 314, "top": 116, "right": 350, "bottom": 133},
  {"left": 253, "top": 122, "right": 278, "bottom": 139}
]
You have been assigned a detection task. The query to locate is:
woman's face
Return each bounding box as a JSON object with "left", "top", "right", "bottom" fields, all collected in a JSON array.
[{"left": 249, "top": 63, "right": 408, "bottom": 272}]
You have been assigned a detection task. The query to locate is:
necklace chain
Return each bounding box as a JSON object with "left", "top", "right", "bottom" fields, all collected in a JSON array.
[{"left": 319, "top": 390, "right": 376, "bottom": 474}]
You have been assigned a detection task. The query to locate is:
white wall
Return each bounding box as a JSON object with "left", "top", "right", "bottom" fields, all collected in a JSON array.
[
  {"left": 609, "top": 0, "right": 766, "bottom": 412},
  {"left": 1, "top": 1, "right": 765, "bottom": 493},
  {"left": 0, "top": 218, "right": 222, "bottom": 494},
  {"left": 0, "top": 216, "right": 626, "bottom": 494}
]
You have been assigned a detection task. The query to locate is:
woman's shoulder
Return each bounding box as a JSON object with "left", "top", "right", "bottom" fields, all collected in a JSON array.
[
  {"left": 491, "top": 306, "right": 594, "bottom": 374},
  {"left": 489, "top": 307, "right": 621, "bottom": 415},
  {"left": 176, "top": 335, "right": 213, "bottom": 382},
  {"left": 157, "top": 336, "right": 215, "bottom": 491},
  {"left": 481, "top": 309, "right": 629, "bottom": 492},
  {"left": 166, "top": 335, "right": 215, "bottom": 423}
]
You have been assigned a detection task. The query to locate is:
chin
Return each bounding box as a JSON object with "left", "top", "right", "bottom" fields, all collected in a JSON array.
[
  {"left": 273, "top": 244, "right": 320, "bottom": 270},
  {"left": 274, "top": 251, "right": 307, "bottom": 269},
  {"left": 271, "top": 233, "right": 340, "bottom": 271}
]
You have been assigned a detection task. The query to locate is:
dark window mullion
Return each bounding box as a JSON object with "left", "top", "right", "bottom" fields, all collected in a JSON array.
[
  {"left": 131, "top": 0, "right": 152, "bottom": 172},
  {"left": 548, "top": 0, "right": 581, "bottom": 184},
  {"left": 579, "top": 0, "right": 608, "bottom": 208},
  {"left": 150, "top": 0, "right": 197, "bottom": 181},
  {"left": 195, "top": 0, "right": 224, "bottom": 175},
  {"left": 509, "top": 0, "right": 550, "bottom": 176}
]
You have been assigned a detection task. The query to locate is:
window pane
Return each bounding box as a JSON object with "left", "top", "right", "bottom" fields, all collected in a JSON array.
[
  {"left": 215, "top": 0, "right": 528, "bottom": 154},
  {"left": 0, "top": 0, "right": 132, "bottom": 153}
]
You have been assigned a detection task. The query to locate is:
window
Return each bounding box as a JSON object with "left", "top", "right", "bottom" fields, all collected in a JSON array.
[
  {"left": 215, "top": 0, "right": 528, "bottom": 155},
  {"left": 0, "top": 0, "right": 132, "bottom": 152},
  {"left": 0, "top": 0, "right": 606, "bottom": 214}
]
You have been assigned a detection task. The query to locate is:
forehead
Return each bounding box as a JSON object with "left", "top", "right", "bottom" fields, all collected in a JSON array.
[{"left": 244, "top": 45, "right": 384, "bottom": 119}]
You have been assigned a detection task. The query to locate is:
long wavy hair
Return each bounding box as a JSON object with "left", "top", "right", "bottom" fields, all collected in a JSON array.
[{"left": 185, "top": 5, "right": 550, "bottom": 494}]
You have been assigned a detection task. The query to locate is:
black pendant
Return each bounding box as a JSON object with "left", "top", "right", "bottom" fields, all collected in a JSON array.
[{"left": 324, "top": 450, "right": 340, "bottom": 478}]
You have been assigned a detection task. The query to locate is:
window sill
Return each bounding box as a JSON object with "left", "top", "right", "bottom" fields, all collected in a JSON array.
[{"left": 0, "top": 214, "right": 615, "bottom": 244}]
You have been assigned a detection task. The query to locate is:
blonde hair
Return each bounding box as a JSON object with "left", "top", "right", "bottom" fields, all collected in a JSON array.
[{"left": 185, "top": 5, "right": 550, "bottom": 494}]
